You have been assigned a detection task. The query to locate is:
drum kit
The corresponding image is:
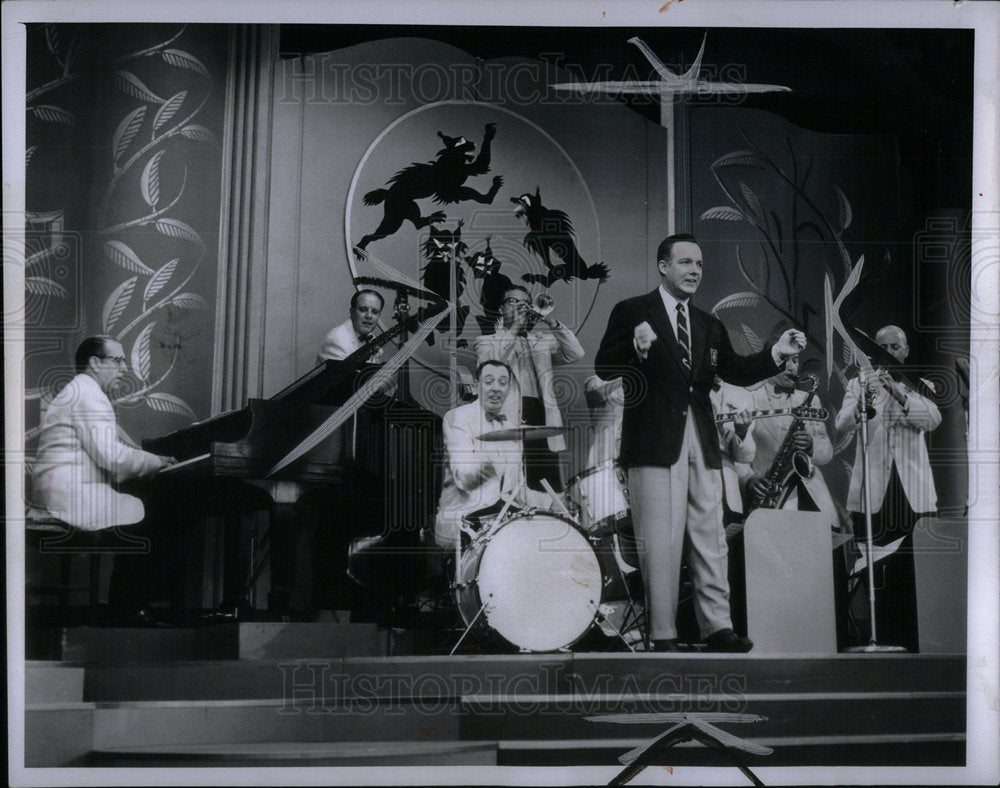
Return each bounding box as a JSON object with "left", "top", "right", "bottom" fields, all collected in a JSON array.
[{"left": 450, "top": 425, "right": 645, "bottom": 654}]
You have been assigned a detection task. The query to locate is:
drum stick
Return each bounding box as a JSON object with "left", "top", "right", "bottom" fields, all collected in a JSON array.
[
  {"left": 540, "top": 478, "right": 571, "bottom": 517},
  {"left": 497, "top": 492, "right": 516, "bottom": 523}
]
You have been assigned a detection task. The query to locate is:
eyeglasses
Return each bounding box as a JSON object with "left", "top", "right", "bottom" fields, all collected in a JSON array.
[
  {"left": 99, "top": 355, "right": 128, "bottom": 366},
  {"left": 503, "top": 298, "right": 530, "bottom": 306}
]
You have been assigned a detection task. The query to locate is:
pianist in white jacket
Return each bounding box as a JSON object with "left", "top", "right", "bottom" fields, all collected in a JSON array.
[{"left": 30, "top": 336, "right": 174, "bottom": 530}]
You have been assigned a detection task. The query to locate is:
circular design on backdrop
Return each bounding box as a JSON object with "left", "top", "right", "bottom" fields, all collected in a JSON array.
[
  {"left": 36, "top": 365, "right": 77, "bottom": 403},
  {"left": 344, "top": 101, "right": 606, "bottom": 389}
]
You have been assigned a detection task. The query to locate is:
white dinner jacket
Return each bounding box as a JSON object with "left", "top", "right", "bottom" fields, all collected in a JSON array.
[
  {"left": 741, "top": 382, "right": 839, "bottom": 525},
  {"left": 31, "top": 374, "right": 163, "bottom": 529},
  {"left": 317, "top": 319, "right": 383, "bottom": 364},
  {"left": 434, "top": 398, "right": 523, "bottom": 549},
  {"left": 835, "top": 376, "right": 940, "bottom": 514}
]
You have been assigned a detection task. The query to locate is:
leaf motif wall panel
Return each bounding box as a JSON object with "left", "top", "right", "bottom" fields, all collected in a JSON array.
[{"left": 25, "top": 24, "right": 228, "bottom": 445}]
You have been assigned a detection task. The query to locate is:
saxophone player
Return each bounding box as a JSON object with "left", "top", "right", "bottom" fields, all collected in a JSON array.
[
  {"left": 739, "top": 352, "right": 850, "bottom": 649},
  {"left": 741, "top": 354, "right": 838, "bottom": 519}
]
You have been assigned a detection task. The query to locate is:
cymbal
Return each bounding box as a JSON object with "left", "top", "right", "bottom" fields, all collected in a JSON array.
[{"left": 478, "top": 425, "right": 570, "bottom": 441}]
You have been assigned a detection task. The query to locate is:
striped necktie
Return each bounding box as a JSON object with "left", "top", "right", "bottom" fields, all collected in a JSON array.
[{"left": 676, "top": 302, "right": 691, "bottom": 369}]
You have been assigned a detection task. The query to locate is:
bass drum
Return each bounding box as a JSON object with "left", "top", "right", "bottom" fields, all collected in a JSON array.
[{"left": 455, "top": 511, "right": 603, "bottom": 652}]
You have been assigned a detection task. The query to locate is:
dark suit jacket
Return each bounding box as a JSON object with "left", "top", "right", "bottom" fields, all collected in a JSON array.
[{"left": 595, "top": 288, "right": 780, "bottom": 470}]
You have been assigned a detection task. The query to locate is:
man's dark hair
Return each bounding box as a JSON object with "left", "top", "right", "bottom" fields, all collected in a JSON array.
[
  {"left": 503, "top": 284, "right": 530, "bottom": 302},
  {"left": 350, "top": 288, "right": 385, "bottom": 311},
  {"left": 74, "top": 336, "right": 112, "bottom": 373},
  {"left": 656, "top": 233, "right": 699, "bottom": 264},
  {"left": 475, "top": 359, "right": 515, "bottom": 382}
]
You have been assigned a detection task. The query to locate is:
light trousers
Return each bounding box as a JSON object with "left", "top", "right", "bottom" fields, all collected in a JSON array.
[{"left": 628, "top": 411, "right": 733, "bottom": 640}]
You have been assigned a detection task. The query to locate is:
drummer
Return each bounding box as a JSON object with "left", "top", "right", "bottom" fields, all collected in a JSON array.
[{"left": 434, "top": 360, "right": 551, "bottom": 550}]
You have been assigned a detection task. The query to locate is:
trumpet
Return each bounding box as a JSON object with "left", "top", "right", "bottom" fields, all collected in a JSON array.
[
  {"left": 859, "top": 369, "right": 885, "bottom": 408},
  {"left": 524, "top": 292, "right": 555, "bottom": 327},
  {"left": 531, "top": 292, "right": 554, "bottom": 318},
  {"left": 873, "top": 366, "right": 913, "bottom": 407}
]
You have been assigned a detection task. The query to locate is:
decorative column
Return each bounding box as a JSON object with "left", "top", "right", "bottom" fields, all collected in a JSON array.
[{"left": 212, "top": 24, "right": 279, "bottom": 412}]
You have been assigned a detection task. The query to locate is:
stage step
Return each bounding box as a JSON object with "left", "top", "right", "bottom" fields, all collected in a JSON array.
[
  {"left": 564, "top": 653, "right": 966, "bottom": 695},
  {"left": 24, "top": 653, "right": 967, "bottom": 767},
  {"left": 81, "top": 654, "right": 573, "bottom": 702},
  {"left": 79, "top": 652, "right": 964, "bottom": 703},
  {"left": 83, "top": 740, "right": 498, "bottom": 766},
  {"left": 88, "top": 698, "right": 462, "bottom": 750},
  {"left": 25, "top": 703, "right": 95, "bottom": 767},
  {"left": 457, "top": 690, "right": 965, "bottom": 742},
  {"left": 494, "top": 732, "right": 966, "bottom": 767},
  {"left": 31, "top": 621, "right": 386, "bottom": 663},
  {"left": 51, "top": 624, "right": 238, "bottom": 662},
  {"left": 238, "top": 622, "right": 382, "bottom": 659},
  {"left": 25, "top": 662, "right": 84, "bottom": 703},
  {"left": 26, "top": 697, "right": 463, "bottom": 767}
]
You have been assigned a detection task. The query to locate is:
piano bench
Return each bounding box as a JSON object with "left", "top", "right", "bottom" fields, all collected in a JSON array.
[{"left": 25, "top": 513, "right": 128, "bottom": 619}]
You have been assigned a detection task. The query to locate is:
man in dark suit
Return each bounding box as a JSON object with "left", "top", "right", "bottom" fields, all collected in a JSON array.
[{"left": 595, "top": 234, "right": 805, "bottom": 652}]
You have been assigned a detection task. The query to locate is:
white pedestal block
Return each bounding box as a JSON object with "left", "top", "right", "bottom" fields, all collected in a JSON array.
[{"left": 743, "top": 510, "right": 837, "bottom": 654}]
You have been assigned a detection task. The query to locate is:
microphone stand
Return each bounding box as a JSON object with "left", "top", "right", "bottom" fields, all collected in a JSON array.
[
  {"left": 848, "top": 368, "right": 906, "bottom": 653},
  {"left": 859, "top": 369, "right": 879, "bottom": 645}
]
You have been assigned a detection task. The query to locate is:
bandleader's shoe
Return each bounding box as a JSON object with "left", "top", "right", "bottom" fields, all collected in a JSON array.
[
  {"left": 704, "top": 628, "right": 753, "bottom": 653},
  {"left": 199, "top": 609, "right": 237, "bottom": 626},
  {"left": 650, "top": 638, "right": 680, "bottom": 653}
]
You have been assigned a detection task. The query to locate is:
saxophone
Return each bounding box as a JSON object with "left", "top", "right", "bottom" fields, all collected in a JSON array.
[{"left": 747, "top": 375, "right": 818, "bottom": 512}]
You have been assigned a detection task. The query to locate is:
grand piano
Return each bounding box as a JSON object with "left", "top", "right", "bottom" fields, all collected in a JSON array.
[{"left": 142, "top": 314, "right": 443, "bottom": 620}]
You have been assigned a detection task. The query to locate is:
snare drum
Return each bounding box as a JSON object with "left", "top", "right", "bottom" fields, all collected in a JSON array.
[
  {"left": 565, "top": 460, "right": 630, "bottom": 536},
  {"left": 455, "top": 511, "right": 604, "bottom": 652}
]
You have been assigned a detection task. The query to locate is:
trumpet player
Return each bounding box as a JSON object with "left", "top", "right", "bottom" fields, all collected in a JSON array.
[
  {"left": 474, "top": 284, "right": 584, "bottom": 489},
  {"left": 835, "top": 325, "right": 941, "bottom": 651}
]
